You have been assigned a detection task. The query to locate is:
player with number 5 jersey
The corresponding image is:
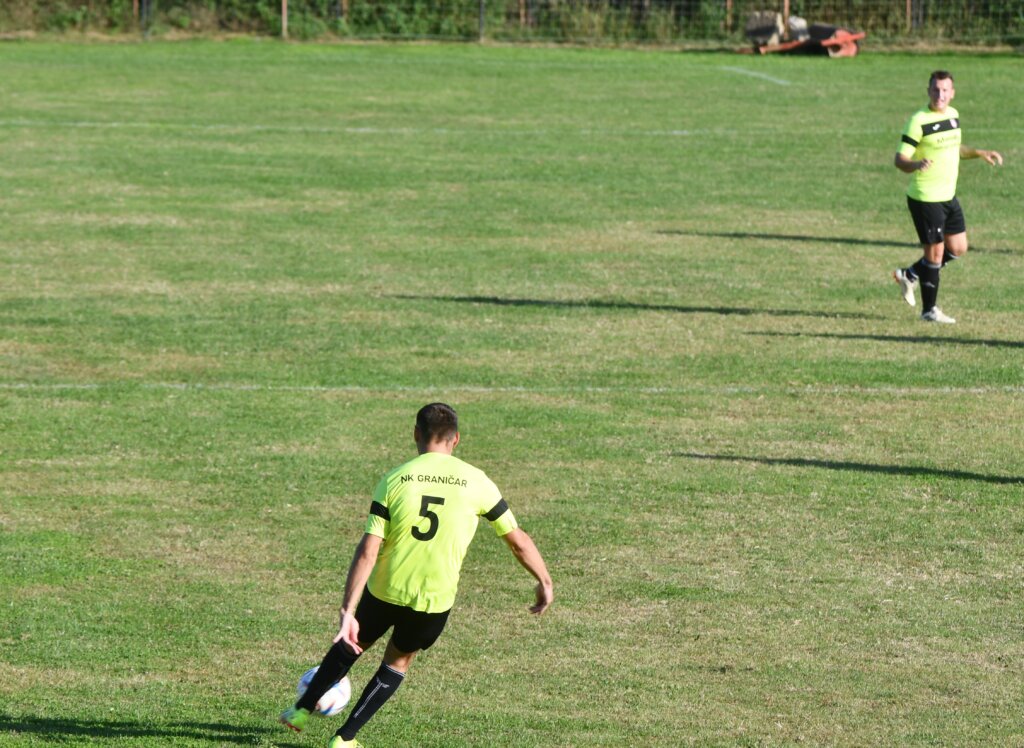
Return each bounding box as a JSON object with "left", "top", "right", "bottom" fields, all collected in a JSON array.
[
  {"left": 366, "top": 448, "right": 518, "bottom": 614},
  {"left": 279, "top": 403, "right": 553, "bottom": 748}
]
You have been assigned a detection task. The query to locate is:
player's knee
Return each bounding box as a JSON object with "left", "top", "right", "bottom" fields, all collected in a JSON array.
[
  {"left": 383, "top": 653, "right": 415, "bottom": 673},
  {"left": 946, "top": 233, "right": 968, "bottom": 256},
  {"left": 924, "top": 243, "right": 945, "bottom": 263},
  {"left": 383, "top": 640, "right": 418, "bottom": 671}
]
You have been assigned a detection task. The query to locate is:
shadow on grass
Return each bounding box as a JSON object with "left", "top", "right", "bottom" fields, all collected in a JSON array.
[
  {"left": 0, "top": 713, "right": 302, "bottom": 746},
  {"left": 676, "top": 452, "right": 1023, "bottom": 485},
  {"left": 657, "top": 230, "right": 1020, "bottom": 254},
  {"left": 391, "top": 294, "right": 883, "bottom": 321},
  {"left": 750, "top": 331, "right": 1024, "bottom": 349}
]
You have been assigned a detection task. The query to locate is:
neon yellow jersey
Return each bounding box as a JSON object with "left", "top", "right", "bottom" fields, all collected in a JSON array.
[
  {"left": 364, "top": 451, "right": 518, "bottom": 613},
  {"left": 898, "top": 105, "right": 962, "bottom": 202}
]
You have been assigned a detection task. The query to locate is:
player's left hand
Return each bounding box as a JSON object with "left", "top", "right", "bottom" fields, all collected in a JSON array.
[
  {"left": 981, "top": 150, "right": 1004, "bottom": 166},
  {"left": 334, "top": 610, "right": 363, "bottom": 654}
]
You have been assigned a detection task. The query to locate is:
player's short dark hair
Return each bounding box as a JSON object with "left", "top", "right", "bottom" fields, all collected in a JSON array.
[
  {"left": 416, "top": 402, "right": 459, "bottom": 442},
  {"left": 929, "top": 70, "right": 953, "bottom": 86}
]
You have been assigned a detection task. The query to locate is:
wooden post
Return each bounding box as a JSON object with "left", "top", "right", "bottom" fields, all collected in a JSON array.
[
  {"left": 282, "top": 0, "right": 288, "bottom": 39},
  {"left": 782, "top": 0, "right": 790, "bottom": 39},
  {"left": 342, "top": 0, "right": 349, "bottom": 20},
  {"left": 726, "top": 0, "right": 733, "bottom": 33},
  {"left": 906, "top": 0, "right": 912, "bottom": 31},
  {"left": 133, "top": 0, "right": 139, "bottom": 24}
]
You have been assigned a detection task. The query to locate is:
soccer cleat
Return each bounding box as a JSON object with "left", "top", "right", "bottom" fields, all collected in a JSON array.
[
  {"left": 328, "top": 737, "right": 364, "bottom": 748},
  {"left": 921, "top": 307, "right": 956, "bottom": 324},
  {"left": 893, "top": 268, "right": 917, "bottom": 307},
  {"left": 279, "top": 706, "right": 311, "bottom": 733}
]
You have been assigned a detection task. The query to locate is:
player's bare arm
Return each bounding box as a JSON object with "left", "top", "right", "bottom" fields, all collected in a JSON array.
[
  {"left": 894, "top": 152, "right": 932, "bottom": 173},
  {"left": 960, "top": 145, "right": 1003, "bottom": 166},
  {"left": 333, "top": 533, "right": 383, "bottom": 652},
  {"left": 501, "top": 527, "right": 554, "bottom": 615}
]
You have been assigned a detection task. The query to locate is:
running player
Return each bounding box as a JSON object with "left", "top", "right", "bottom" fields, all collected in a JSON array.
[
  {"left": 279, "top": 402, "right": 554, "bottom": 747},
  {"left": 892, "top": 70, "right": 1003, "bottom": 323}
]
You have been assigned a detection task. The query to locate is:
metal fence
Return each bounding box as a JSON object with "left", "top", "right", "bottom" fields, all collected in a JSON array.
[{"left": 3, "top": 0, "right": 1023, "bottom": 44}]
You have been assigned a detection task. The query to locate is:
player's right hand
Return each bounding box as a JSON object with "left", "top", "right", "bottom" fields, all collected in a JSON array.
[
  {"left": 917, "top": 159, "right": 933, "bottom": 172},
  {"left": 529, "top": 582, "right": 554, "bottom": 615}
]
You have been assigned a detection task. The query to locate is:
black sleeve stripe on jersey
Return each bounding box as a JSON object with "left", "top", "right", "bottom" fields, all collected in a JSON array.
[
  {"left": 370, "top": 501, "right": 391, "bottom": 521},
  {"left": 484, "top": 499, "right": 510, "bottom": 522},
  {"left": 902, "top": 134, "right": 919, "bottom": 147}
]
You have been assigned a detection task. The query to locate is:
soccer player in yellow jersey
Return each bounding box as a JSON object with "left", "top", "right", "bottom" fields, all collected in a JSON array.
[
  {"left": 280, "top": 403, "right": 553, "bottom": 747},
  {"left": 892, "top": 70, "right": 1003, "bottom": 324}
]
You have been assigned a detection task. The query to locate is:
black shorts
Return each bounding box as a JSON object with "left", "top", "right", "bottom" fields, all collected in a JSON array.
[
  {"left": 355, "top": 589, "right": 451, "bottom": 653},
  {"left": 907, "top": 196, "right": 966, "bottom": 245}
]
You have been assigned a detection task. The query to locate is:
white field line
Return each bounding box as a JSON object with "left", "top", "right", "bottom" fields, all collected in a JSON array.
[
  {"left": 2, "top": 382, "right": 1023, "bottom": 396},
  {"left": 719, "top": 65, "right": 792, "bottom": 86},
  {"left": 0, "top": 118, "right": 721, "bottom": 139},
  {"left": 3, "top": 118, "right": 1016, "bottom": 138}
]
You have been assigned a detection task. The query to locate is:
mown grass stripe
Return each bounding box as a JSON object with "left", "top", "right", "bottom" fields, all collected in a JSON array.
[{"left": 3, "top": 382, "right": 1024, "bottom": 395}]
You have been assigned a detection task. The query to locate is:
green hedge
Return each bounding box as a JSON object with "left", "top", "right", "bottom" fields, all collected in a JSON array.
[{"left": 2, "top": 0, "right": 1022, "bottom": 44}]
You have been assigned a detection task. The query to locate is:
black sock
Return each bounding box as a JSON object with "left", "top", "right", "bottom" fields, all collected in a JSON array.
[
  {"left": 296, "top": 641, "right": 361, "bottom": 712},
  {"left": 337, "top": 663, "right": 406, "bottom": 741},
  {"left": 908, "top": 258, "right": 930, "bottom": 282},
  {"left": 918, "top": 260, "right": 941, "bottom": 312},
  {"left": 941, "top": 249, "right": 957, "bottom": 267}
]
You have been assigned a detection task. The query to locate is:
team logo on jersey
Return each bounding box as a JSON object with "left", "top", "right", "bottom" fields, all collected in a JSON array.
[
  {"left": 951, "top": 118, "right": 958, "bottom": 128},
  {"left": 931, "top": 123, "right": 941, "bottom": 131}
]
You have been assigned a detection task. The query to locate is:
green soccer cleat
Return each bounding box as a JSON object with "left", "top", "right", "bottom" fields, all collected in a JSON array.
[
  {"left": 279, "top": 706, "right": 311, "bottom": 733},
  {"left": 328, "top": 737, "right": 364, "bottom": 748}
]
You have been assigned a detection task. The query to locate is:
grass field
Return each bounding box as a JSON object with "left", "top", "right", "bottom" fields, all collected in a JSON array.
[{"left": 1, "top": 40, "right": 1023, "bottom": 747}]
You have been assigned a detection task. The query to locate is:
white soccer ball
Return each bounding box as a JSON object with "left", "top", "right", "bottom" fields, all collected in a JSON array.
[{"left": 297, "top": 666, "right": 352, "bottom": 717}]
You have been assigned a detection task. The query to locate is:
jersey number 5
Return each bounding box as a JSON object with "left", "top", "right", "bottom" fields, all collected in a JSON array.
[{"left": 412, "top": 495, "right": 445, "bottom": 541}]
